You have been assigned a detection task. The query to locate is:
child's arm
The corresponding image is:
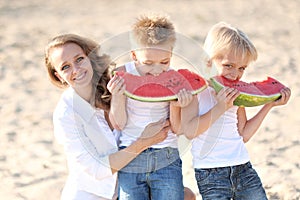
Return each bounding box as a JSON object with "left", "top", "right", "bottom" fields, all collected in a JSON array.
[
  {"left": 170, "top": 103, "right": 181, "bottom": 134},
  {"left": 170, "top": 89, "right": 193, "bottom": 134},
  {"left": 107, "top": 75, "right": 127, "bottom": 130},
  {"left": 182, "top": 87, "right": 240, "bottom": 139},
  {"left": 237, "top": 87, "right": 291, "bottom": 142}
]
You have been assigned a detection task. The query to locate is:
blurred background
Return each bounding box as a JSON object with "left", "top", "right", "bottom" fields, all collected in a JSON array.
[{"left": 0, "top": 0, "right": 299, "bottom": 199}]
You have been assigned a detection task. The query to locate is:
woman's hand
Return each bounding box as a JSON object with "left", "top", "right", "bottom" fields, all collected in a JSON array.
[
  {"left": 109, "top": 119, "right": 170, "bottom": 173},
  {"left": 138, "top": 119, "right": 170, "bottom": 148}
]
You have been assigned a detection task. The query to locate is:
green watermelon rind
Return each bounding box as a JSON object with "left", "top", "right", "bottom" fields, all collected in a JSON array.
[
  {"left": 124, "top": 85, "right": 207, "bottom": 102},
  {"left": 210, "top": 77, "right": 281, "bottom": 107}
]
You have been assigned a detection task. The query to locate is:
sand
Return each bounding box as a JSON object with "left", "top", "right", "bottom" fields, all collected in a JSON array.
[{"left": 0, "top": 0, "right": 299, "bottom": 199}]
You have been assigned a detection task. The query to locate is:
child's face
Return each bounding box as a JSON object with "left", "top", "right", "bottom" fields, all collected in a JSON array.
[
  {"left": 132, "top": 47, "right": 172, "bottom": 76},
  {"left": 212, "top": 51, "right": 248, "bottom": 81},
  {"left": 50, "top": 43, "right": 93, "bottom": 90}
]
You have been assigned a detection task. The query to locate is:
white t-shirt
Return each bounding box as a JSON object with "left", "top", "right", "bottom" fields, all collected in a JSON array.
[
  {"left": 191, "top": 87, "right": 250, "bottom": 168},
  {"left": 119, "top": 62, "right": 178, "bottom": 148}
]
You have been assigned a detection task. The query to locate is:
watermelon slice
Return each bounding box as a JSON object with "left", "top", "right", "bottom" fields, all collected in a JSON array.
[
  {"left": 210, "top": 76, "right": 286, "bottom": 107},
  {"left": 116, "top": 69, "right": 207, "bottom": 102}
]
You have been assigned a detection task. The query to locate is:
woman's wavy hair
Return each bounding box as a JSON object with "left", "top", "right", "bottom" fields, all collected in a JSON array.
[{"left": 44, "top": 34, "right": 113, "bottom": 110}]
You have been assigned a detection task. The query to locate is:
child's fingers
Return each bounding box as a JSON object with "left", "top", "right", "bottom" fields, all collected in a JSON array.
[
  {"left": 282, "top": 87, "right": 291, "bottom": 98},
  {"left": 116, "top": 77, "right": 125, "bottom": 89},
  {"left": 278, "top": 87, "right": 291, "bottom": 103},
  {"left": 177, "top": 89, "right": 193, "bottom": 107},
  {"left": 115, "top": 84, "right": 125, "bottom": 95},
  {"left": 217, "top": 87, "right": 233, "bottom": 98},
  {"left": 109, "top": 76, "right": 125, "bottom": 94},
  {"left": 232, "top": 90, "right": 240, "bottom": 100},
  {"left": 107, "top": 75, "right": 118, "bottom": 88},
  {"left": 227, "top": 88, "right": 240, "bottom": 100}
]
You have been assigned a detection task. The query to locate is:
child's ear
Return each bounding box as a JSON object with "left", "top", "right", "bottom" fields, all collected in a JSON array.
[{"left": 130, "top": 51, "right": 137, "bottom": 61}]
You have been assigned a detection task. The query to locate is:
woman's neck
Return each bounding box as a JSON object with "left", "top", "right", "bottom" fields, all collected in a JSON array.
[{"left": 74, "top": 84, "right": 94, "bottom": 105}]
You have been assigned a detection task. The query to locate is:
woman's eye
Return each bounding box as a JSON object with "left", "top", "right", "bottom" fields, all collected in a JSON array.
[
  {"left": 161, "top": 61, "right": 169, "bottom": 65},
  {"left": 76, "top": 57, "right": 84, "bottom": 63},
  {"left": 61, "top": 65, "right": 70, "bottom": 71}
]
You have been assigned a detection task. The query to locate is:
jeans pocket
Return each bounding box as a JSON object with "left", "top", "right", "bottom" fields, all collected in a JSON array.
[
  {"left": 169, "top": 157, "right": 182, "bottom": 169},
  {"left": 195, "top": 168, "right": 210, "bottom": 184}
]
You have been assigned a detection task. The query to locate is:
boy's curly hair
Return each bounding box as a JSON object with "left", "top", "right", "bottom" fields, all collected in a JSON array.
[{"left": 131, "top": 14, "right": 176, "bottom": 48}]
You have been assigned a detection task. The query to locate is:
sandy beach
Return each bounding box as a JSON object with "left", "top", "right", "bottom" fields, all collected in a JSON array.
[{"left": 0, "top": 0, "right": 299, "bottom": 199}]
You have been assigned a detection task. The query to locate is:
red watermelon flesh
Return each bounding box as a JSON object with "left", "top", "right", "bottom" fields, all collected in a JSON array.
[
  {"left": 213, "top": 76, "right": 285, "bottom": 95},
  {"left": 116, "top": 69, "right": 207, "bottom": 102},
  {"left": 210, "top": 76, "right": 286, "bottom": 107}
]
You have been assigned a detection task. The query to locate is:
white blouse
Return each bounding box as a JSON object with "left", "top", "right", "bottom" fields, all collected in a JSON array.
[{"left": 53, "top": 88, "right": 118, "bottom": 199}]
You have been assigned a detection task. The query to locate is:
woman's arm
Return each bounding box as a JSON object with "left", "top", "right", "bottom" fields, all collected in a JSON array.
[
  {"left": 237, "top": 87, "right": 291, "bottom": 142},
  {"left": 109, "top": 119, "right": 170, "bottom": 173},
  {"left": 54, "top": 111, "right": 169, "bottom": 179}
]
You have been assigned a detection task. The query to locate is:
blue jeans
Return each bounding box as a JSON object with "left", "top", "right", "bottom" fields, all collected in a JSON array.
[
  {"left": 195, "top": 162, "right": 268, "bottom": 200},
  {"left": 118, "top": 147, "right": 184, "bottom": 200}
]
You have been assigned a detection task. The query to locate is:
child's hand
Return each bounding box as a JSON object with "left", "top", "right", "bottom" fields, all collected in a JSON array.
[
  {"left": 269, "top": 87, "right": 291, "bottom": 107},
  {"left": 171, "top": 89, "right": 193, "bottom": 107},
  {"left": 107, "top": 75, "right": 125, "bottom": 96},
  {"left": 215, "top": 87, "right": 240, "bottom": 110}
]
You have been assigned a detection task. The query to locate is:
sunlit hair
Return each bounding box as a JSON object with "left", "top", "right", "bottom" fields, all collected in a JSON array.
[
  {"left": 204, "top": 22, "right": 258, "bottom": 64},
  {"left": 131, "top": 13, "right": 176, "bottom": 49},
  {"left": 44, "top": 34, "right": 113, "bottom": 110}
]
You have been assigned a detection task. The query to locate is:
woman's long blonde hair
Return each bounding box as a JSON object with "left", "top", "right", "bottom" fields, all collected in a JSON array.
[{"left": 45, "top": 34, "right": 113, "bottom": 110}]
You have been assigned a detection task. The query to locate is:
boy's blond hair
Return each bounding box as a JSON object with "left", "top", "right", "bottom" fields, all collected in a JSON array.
[
  {"left": 131, "top": 14, "right": 176, "bottom": 48},
  {"left": 204, "top": 22, "right": 258, "bottom": 64}
]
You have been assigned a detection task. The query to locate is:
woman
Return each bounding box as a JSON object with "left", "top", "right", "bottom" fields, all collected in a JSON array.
[{"left": 44, "top": 34, "right": 170, "bottom": 200}]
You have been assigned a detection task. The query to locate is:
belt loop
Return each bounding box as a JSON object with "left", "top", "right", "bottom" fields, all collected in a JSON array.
[
  {"left": 246, "top": 161, "right": 251, "bottom": 168},
  {"left": 167, "top": 147, "right": 171, "bottom": 159}
]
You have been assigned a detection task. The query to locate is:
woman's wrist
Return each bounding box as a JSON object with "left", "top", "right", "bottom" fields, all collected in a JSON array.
[
  {"left": 136, "top": 137, "right": 150, "bottom": 152},
  {"left": 126, "top": 138, "right": 149, "bottom": 155}
]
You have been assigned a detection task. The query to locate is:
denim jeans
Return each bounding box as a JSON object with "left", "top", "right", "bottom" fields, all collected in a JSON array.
[
  {"left": 195, "top": 162, "right": 268, "bottom": 200},
  {"left": 118, "top": 147, "right": 184, "bottom": 200}
]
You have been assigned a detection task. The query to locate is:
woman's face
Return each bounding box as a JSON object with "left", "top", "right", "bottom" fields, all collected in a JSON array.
[{"left": 50, "top": 43, "right": 94, "bottom": 92}]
